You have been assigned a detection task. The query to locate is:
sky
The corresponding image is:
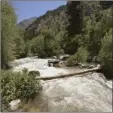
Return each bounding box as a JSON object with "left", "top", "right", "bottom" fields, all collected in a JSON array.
[{"left": 12, "top": 1, "right": 67, "bottom": 23}]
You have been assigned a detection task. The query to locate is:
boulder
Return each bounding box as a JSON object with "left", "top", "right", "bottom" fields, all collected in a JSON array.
[
  {"left": 59, "top": 55, "right": 70, "bottom": 61},
  {"left": 48, "top": 59, "right": 60, "bottom": 67},
  {"left": 28, "top": 70, "right": 40, "bottom": 77},
  {"left": 9, "top": 99, "right": 21, "bottom": 111},
  {"left": 87, "top": 65, "right": 96, "bottom": 69},
  {"left": 54, "top": 61, "right": 66, "bottom": 67},
  {"left": 52, "top": 56, "right": 57, "bottom": 59},
  {"left": 78, "top": 63, "right": 90, "bottom": 69}
]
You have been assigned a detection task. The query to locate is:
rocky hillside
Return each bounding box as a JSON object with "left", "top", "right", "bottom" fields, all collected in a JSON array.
[
  {"left": 17, "top": 17, "right": 37, "bottom": 29},
  {"left": 24, "top": 5, "right": 67, "bottom": 40},
  {"left": 23, "top": 1, "right": 103, "bottom": 39}
]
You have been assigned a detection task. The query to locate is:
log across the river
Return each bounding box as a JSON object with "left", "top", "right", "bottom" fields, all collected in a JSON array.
[{"left": 36, "top": 66, "right": 101, "bottom": 80}]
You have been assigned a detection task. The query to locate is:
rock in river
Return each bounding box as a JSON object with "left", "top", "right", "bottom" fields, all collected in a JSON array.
[{"left": 9, "top": 99, "right": 21, "bottom": 111}]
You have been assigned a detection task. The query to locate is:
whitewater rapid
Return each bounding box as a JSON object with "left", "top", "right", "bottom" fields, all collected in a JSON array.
[
  {"left": 10, "top": 57, "right": 112, "bottom": 112},
  {"left": 10, "top": 57, "right": 82, "bottom": 77}
]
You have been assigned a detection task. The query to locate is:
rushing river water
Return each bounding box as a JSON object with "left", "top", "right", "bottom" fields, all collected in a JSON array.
[{"left": 10, "top": 57, "right": 112, "bottom": 112}]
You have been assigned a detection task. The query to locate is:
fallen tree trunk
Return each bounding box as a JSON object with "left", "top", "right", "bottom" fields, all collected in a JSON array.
[{"left": 36, "top": 66, "right": 101, "bottom": 80}]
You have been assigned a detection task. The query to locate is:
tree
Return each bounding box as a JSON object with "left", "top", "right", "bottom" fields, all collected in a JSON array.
[
  {"left": 100, "top": 1, "right": 113, "bottom": 9},
  {"left": 99, "top": 29, "right": 113, "bottom": 79},
  {"left": 83, "top": 6, "right": 112, "bottom": 59},
  {"left": 14, "top": 28, "right": 25, "bottom": 58},
  {"left": 1, "top": 1, "right": 17, "bottom": 68},
  {"left": 62, "top": 1, "right": 83, "bottom": 54},
  {"left": 30, "top": 35, "right": 45, "bottom": 57},
  {"left": 66, "top": 1, "right": 83, "bottom": 36}
]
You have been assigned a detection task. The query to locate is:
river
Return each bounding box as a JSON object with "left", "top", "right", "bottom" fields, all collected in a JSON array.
[{"left": 10, "top": 57, "right": 112, "bottom": 112}]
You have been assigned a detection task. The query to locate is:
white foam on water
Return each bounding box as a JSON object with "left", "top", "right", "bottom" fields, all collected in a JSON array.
[{"left": 10, "top": 57, "right": 112, "bottom": 112}]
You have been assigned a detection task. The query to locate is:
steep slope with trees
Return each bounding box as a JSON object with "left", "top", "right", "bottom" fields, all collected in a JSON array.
[
  {"left": 1, "top": 1, "right": 41, "bottom": 111},
  {"left": 17, "top": 17, "right": 37, "bottom": 30}
]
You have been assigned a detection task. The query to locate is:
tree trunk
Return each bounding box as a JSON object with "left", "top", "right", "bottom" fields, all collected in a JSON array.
[{"left": 36, "top": 66, "right": 101, "bottom": 80}]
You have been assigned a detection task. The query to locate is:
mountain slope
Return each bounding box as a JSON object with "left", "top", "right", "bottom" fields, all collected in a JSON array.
[
  {"left": 17, "top": 17, "right": 37, "bottom": 29},
  {"left": 24, "top": 5, "right": 67, "bottom": 40}
]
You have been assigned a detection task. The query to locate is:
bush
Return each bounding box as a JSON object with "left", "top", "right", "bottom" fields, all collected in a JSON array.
[
  {"left": 99, "top": 29, "right": 113, "bottom": 79},
  {"left": 67, "top": 47, "right": 88, "bottom": 66},
  {"left": 67, "top": 54, "right": 77, "bottom": 66},
  {"left": 1, "top": 70, "right": 42, "bottom": 111},
  {"left": 75, "top": 47, "right": 89, "bottom": 62},
  {"left": 101, "top": 59, "right": 113, "bottom": 80}
]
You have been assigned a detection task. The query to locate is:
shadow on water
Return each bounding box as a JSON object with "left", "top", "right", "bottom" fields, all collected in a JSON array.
[{"left": 96, "top": 67, "right": 113, "bottom": 80}]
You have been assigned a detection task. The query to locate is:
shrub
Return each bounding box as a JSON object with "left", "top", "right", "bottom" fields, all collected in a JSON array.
[
  {"left": 67, "top": 54, "right": 77, "bottom": 66},
  {"left": 99, "top": 29, "right": 113, "bottom": 79},
  {"left": 101, "top": 59, "right": 113, "bottom": 80},
  {"left": 74, "top": 47, "right": 89, "bottom": 62},
  {"left": 22, "top": 68, "right": 28, "bottom": 74},
  {"left": 67, "top": 47, "right": 88, "bottom": 66},
  {"left": 1, "top": 70, "right": 42, "bottom": 111}
]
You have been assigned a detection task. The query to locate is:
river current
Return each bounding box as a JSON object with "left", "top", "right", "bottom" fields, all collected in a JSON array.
[{"left": 10, "top": 57, "right": 112, "bottom": 112}]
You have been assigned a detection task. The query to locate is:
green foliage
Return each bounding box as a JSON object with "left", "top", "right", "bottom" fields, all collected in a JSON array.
[
  {"left": 1, "top": 1, "right": 17, "bottom": 68},
  {"left": 24, "top": 5, "right": 67, "bottom": 40},
  {"left": 66, "top": 1, "right": 83, "bottom": 36},
  {"left": 24, "top": 40, "right": 32, "bottom": 57},
  {"left": 67, "top": 47, "right": 88, "bottom": 66},
  {"left": 1, "top": 1, "right": 112, "bottom": 80},
  {"left": 67, "top": 54, "right": 77, "bottom": 66},
  {"left": 28, "top": 30, "right": 63, "bottom": 58},
  {"left": 62, "top": 34, "right": 84, "bottom": 54},
  {"left": 75, "top": 47, "right": 89, "bottom": 62},
  {"left": 82, "top": 6, "right": 112, "bottom": 60},
  {"left": 100, "top": 1, "right": 113, "bottom": 9},
  {"left": 99, "top": 29, "right": 112, "bottom": 61},
  {"left": 30, "top": 35, "right": 45, "bottom": 57},
  {"left": 99, "top": 29, "right": 113, "bottom": 79},
  {"left": 14, "top": 28, "right": 25, "bottom": 58},
  {"left": 1, "top": 70, "right": 42, "bottom": 111},
  {"left": 22, "top": 68, "right": 29, "bottom": 74}
]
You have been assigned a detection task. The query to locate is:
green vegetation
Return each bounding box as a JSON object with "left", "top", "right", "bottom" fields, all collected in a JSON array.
[
  {"left": 1, "top": 1, "right": 113, "bottom": 111},
  {"left": 66, "top": 2, "right": 112, "bottom": 79},
  {"left": 1, "top": 1, "right": 42, "bottom": 112},
  {"left": 67, "top": 47, "right": 88, "bottom": 66},
  {"left": 1, "top": 1, "right": 17, "bottom": 68},
  {"left": 99, "top": 29, "right": 113, "bottom": 79},
  {"left": 14, "top": 28, "right": 25, "bottom": 58},
  {"left": 1, "top": 69, "right": 42, "bottom": 111}
]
